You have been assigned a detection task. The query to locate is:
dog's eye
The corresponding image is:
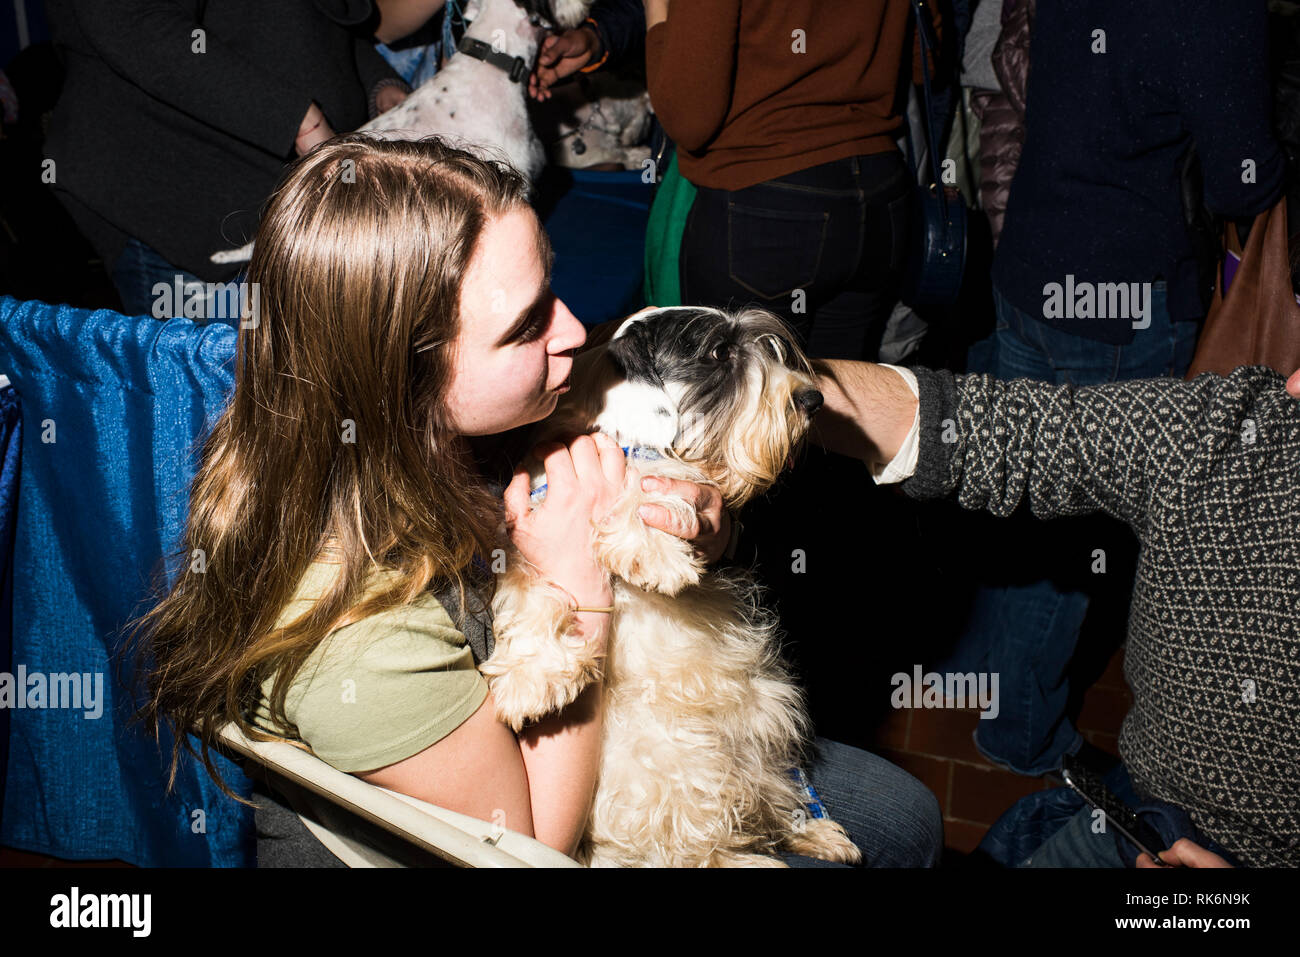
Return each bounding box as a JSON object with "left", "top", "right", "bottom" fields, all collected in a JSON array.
[{"left": 710, "top": 345, "right": 730, "bottom": 362}]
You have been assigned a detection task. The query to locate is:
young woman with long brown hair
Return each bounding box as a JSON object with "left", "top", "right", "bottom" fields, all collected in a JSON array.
[{"left": 130, "top": 134, "right": 730, "bottom": 858}]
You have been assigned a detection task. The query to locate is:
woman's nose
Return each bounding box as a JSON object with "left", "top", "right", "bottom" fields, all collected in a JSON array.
[{"left": 550, "top": 298, "right": 586, "bottom": 352}]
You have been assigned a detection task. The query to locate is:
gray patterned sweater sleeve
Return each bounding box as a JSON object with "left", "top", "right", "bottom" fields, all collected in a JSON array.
[{"left": 901, "top": 365, "right": 1277, "bottom": 531}]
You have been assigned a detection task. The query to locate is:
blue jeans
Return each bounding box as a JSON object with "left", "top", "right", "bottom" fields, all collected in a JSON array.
[
  {"left": 948, "top": 282, "right": 1199, "bottom": 776},
  {"left": 111, "top": 237, "right": 247, "bottom": 326},
  {"left": 781, "top": 737, "right": 944, "bottom": 867}
]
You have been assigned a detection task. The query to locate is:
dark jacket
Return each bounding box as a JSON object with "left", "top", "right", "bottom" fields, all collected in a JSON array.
[
  {"left": 586, "top": 0, "right": 646, "bottom": 73},
  {"left": 905, "top": 363, "right": 1300, "bottom": 867},
  {"left": 992, "top": 0, "right": 1285, "bottom": 344},
  {"left": 43, "top": 0, "right": 405, "bottom": 281},
  {"left": 970, "top": 0, "right": 1033, "bottom": 246}
]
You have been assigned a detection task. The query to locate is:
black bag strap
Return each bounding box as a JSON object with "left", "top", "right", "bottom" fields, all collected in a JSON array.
[{"left": 906, "top": 0, "right": 948, "bottom": 213}]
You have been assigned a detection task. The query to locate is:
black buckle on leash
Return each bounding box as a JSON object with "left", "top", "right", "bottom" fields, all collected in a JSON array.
[{"left": 456, "top": 35, "right": 528, "bottom": 83}]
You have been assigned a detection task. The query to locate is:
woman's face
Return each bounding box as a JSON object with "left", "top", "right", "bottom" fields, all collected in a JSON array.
[{"left": 445, "top": 207, "right": 586, "bottom": 436}]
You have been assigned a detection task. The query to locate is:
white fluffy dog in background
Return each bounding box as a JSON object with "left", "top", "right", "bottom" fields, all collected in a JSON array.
[
  {"left": 481, "top": 306, "right": 862, "bottom": 867},
  {"left": 212, "top": 0, "right": 592, "bottom": 265}
]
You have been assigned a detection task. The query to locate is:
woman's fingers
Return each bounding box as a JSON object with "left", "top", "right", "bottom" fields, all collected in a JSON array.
[
  {"left": 642, "top": 476, "right": 720, "bottom": 528},
  {"left": 534, "top": 440, "right": 578, "bottom": 500},
  {"left": 592, "top": 431, "right": 627, "bottom": 486},
  {"left": 637, "top": 501, "right": 700, "bottom": 540},
  {"left": 564, "top": 433, "right": 605, "bottom": 491},
  {"left": 503, "top": 466, "right": 532, "bottom": 525}
]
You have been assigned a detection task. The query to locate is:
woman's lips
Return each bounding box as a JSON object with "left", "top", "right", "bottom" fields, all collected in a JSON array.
[{"left": 553, "top": 374, "right": 571, "bottom": 393}]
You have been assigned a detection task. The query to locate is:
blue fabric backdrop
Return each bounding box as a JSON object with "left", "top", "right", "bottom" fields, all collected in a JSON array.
[
  {"left": 0, "top": 296, "right": 252, "bottom": 866},
  {"left": 0, "top": 384, "right": 21, "bottom": 815}
]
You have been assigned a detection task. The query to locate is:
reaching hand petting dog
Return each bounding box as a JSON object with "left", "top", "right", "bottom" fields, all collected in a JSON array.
[
  {"left": 480, "top": 306, "right": 863, "bottom": 867},
  {"left": 211, "top": 0, "right": 593, "bottom": 265}
]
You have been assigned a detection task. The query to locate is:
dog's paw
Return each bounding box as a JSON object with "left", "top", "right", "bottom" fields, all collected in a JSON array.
[
  {"left": 782, "top": 816, "right": 863, "bottom": 865},
  {"left": 480, "top": 651, "right": 593, "bottom": 733},
  {"left": 594, "top": 490, "right": 704, "bottom": 595}
]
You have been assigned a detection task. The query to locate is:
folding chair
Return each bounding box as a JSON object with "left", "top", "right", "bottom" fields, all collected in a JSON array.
[{"left": 215, "top": 722, "right": 582, "bottom": 868}]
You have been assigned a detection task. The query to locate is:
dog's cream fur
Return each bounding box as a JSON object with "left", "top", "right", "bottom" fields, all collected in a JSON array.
[{"left": 481, "top": 307, "right": 862, "bottom": 867}]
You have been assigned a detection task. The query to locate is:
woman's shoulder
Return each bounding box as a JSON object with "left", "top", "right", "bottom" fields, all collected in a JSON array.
[
  {"left": 275, "top": 561, "right": 475, "bottom": 674},
  {"left": 251, "top": 561, "right": 488, "bottom": 772}
]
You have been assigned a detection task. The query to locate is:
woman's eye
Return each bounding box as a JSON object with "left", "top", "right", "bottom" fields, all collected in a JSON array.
[{"left": 516, "top": 308, "right": 549, "bottom": 343}]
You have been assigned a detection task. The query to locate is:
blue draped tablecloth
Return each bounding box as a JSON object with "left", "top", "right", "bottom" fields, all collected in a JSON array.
[{"left": 0, "top": 296, "right": 252, "bottom": 866}]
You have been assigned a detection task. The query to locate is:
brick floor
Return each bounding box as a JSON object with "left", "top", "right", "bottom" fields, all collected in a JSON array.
[{"left": 869, "top": 646, "right": 1133, "bottom": 857}]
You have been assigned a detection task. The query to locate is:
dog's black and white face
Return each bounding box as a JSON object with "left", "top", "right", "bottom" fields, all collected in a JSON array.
[{"left": 581, "top": 306, "right": 823, "bottom": 507}]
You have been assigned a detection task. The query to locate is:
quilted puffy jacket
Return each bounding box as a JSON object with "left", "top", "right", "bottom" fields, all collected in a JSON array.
[{"left": 971, "top": 0, "right": 1035, "bottom": 245}]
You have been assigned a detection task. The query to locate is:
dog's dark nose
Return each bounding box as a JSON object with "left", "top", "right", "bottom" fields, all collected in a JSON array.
[{"left": 793, "top": 388, "right": 823, "bottom": 416}]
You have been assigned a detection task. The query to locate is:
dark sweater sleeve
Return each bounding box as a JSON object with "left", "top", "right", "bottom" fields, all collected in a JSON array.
[
  {"left": 69, "top": 0, "right": 312, "bottom": 156},
  {"left": 587, "top": 0, "right": 646, "bottom": 70},
  {"left": 645, "top": 1, "right": 740, "bottom": 152},
  {"left": 354, "top": 36, "right": 410, "bottom": 119},
  {"left": 1174, "top": 0, "right": 1285, "bottom": 217},
  {"left": 901, "top": 364, "right": 1287, "bottom": 533}
]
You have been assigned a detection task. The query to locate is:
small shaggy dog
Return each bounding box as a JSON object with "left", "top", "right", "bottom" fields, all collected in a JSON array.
[{"left": 480, "top": 306, "right": 863, "bottom": 867}]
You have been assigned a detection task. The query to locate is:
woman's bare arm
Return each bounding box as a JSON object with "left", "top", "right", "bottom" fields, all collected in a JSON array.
[
  {"left": 356, "top": 690, "right": 536, "bottom": 841},
  {"left": 516, "top": 670, "right": 606, "bottom": 856},
  {"left": 357, "top": 618, "right": 609, "bottom": 857},
  {"left": 374, "top": 0, "right": 447, "bottom": 45}
]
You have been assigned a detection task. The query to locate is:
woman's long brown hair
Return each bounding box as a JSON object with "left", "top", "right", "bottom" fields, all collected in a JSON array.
[{"left": 127, "top": 135, "right": 533, "bottom": 803}]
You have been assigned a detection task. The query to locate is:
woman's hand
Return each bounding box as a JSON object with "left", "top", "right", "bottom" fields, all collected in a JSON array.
[
  {"left": 504, "top": 432, "right": 626, "bottom": 607},
  {"left": 1136, "top": 838, "right": 1232, "bottom": 868},
  {"left": 374, "top": 84, "right": 409, "bottom": 114},
  {"left": 1287, "top": 367, "right": 1300, "bottom": 398},
  {"left": 529, "top": 26, "right": 603, "bottom": 101},
  {"left": 637, "top": 477, "right": 731, "bottom": 564},
  {"left": 294, "top": 101, "right": 334, "bottom": 156}
]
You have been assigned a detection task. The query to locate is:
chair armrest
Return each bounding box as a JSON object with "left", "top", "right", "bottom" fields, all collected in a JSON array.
[{"left": 215, "top": 722, "right": 581, "bottom": 868}]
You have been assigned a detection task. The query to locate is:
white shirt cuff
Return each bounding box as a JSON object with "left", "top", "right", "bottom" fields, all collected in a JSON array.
[{"left": 870, "top": 364, "right": 921, "bottom": 485}]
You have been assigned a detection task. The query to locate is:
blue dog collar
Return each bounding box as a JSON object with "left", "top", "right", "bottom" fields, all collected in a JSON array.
[
  {"left": 529, "top": 445, "right": 663, "bottom": 504},
  {"left": 789, "top": 767, "right": 827, "bottom": 820}
]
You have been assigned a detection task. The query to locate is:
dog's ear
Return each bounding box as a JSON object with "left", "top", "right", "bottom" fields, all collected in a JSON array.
[{"left": 550, "top": 0, "right": 595, "bottom": 30}]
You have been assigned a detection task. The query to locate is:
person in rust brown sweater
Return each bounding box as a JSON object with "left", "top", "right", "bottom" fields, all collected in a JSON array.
[{"left": 644, "top": 0, "right": 941, "bottom": 360}]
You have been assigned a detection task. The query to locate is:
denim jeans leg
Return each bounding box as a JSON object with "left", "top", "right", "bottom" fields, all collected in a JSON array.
[
  {"left": 781, "top": 737, "right": 944, "bottom": 867},
  {"left": 1022, "top": 806, "right": 1128, "bottom": 867},
  {"left": 977, "top": 785, "right": 1089, "bottom": 866},
  {"left": 961, "top": 285, "right": 1091, "bottom": 775}
]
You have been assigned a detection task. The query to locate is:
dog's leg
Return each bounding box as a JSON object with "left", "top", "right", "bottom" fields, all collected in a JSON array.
[
  {"left": 480, "top": 558, "right": 605, "bottom": 732},
  {"left": 781, "top": 817, "right": 863, "bottom": 865},
  {"left": 592, "top": 477, "right": 705, "bottom": 595}
]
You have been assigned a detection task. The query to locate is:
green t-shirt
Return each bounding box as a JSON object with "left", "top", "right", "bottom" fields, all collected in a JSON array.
[{"left": 250, "top": 561, "right": 488, "bottom": 773}]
